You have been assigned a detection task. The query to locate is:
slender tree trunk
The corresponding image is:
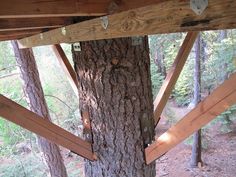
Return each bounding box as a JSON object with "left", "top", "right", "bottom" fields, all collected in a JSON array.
[
  {"left": 155, "top": 47, "right": 166, "bottom": 77},
  {"left": 218, "top": 30, "right": 232, "bottom": 127},
  {"left": 190, "top": 34, "right": 202, "bottom": 168},
  {"left": 72, "top": 37, "right": 156, "bottom": 177},
  {"left": 11, "top": 41, "right": 68, "bottom": 177}
]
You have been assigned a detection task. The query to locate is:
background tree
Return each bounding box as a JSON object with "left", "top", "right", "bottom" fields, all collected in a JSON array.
[
  {"left": 11, "top": 41, "right": 68, "bottom": 177},
  {"left": 190, "top": 34, "right": 203, "bottom": 167},
  {"left": 72, "top": 37, "right": 156, "bottom": 177}
]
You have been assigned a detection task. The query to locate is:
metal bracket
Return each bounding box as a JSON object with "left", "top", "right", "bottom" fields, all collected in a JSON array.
[
  {"left": 131, "top": 36, "right": 143, "bottom": 46},
  {"left": 61, "top": 27, "right": 67, "bottom": 36},
  {"left": 100, "top": 16, "right": 109, "bottom": 29},
  {"left": 140, "top": 113, "right": 155, "bottom": 147},
  {"left": 40, "top": 33, "right": 43, "bottom": 40},
  {"left": 190, "top": 0, "right": 208, "bottom": 15},
  {"left": 73, "top": 43, "right": 81, "bottom": 52}
]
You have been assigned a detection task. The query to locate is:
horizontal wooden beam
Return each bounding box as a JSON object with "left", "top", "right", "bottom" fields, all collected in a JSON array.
[
  {"left": 18, "top": 0, "right": 236, "bottom": 48},
  {"left": 0, "top": 29, "right": 46, "bottom": 41},
  {"left": 145, "top": 72, "right": 236, "bottom": 164},
  {"left": 0, "top": 94, "right": 95, "bottom": 161},
  {"left": 154, "top": 32, "right": 199, "bottom": 126},
  {"left": 0, "top": 17, "right": 74, "bottom": 31},
  {"left": 52, "top": 44, "right": 79, "bottom": 96},
  {"left": 0, "top": 0, "right": 163, "bottom": 18}
]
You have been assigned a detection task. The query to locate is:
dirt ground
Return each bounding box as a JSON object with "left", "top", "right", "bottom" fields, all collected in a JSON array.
[{"left": 155, "top": 103, "right": 236, "bottom": 177}]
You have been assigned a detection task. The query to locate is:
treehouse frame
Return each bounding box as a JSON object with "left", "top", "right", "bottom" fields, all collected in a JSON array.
[{"left": 0, "top": 0, "right": 236, "bottom": 165}]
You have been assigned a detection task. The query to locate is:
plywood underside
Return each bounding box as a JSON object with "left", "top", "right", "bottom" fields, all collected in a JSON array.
[{"left": 0, "top": 0, "right": 162, "bottom": 41}]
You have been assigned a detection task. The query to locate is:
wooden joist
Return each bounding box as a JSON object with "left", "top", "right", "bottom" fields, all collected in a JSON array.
[
  {"left": 18, "top": 0, "right": 236, "bottom": 48},
  {"left": 0, "top": 94, "right": 95, "bottom": 161},
  {"left": 154, "top": 31, "right": 199, "bottom": 126},
  {"left": 145, "top": 72, "right": 236, "bottom": 164},
  {"left": 0, "top": 0, "right": 163, "bottom": 18},
  {"left": 0, "top": 17, "right": 73, "bottom": 31},
  {"left": 0, "top": 29, "right": 47, "bottom": 42},
  {"left": 52, "top": 44, "right": 79, "bottom": 96}
]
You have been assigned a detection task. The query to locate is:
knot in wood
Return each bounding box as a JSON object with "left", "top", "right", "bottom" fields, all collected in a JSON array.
[{"left": 111, "top": 58, "right": 119, "bottom": 65}]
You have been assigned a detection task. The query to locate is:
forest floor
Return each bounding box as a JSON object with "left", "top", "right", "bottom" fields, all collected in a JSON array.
[{"left": 155, "top": 102, "right": 236, "bottom": 177}]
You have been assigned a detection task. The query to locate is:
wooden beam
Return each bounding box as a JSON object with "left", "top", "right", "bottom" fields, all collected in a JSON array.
[
  {"left": 52, "top": 44, "right": 79, "bottom": 96},
  {"left": 0, "top": 0, "right": 163, "bottom": 18},
  {"left": 154, "top": 32, "right": 199, "bottom": 126},
  {"left": 0, "top": 17, "right": 73, "bottom": 31},
  {"left": 0, "top": 94, "right": 95, "bottom": 161},
  {"left": 145, "top": 72, "right": 236, "bottom": 164},
  {"left": 18, "top": 0, "right": 236, "bottom": 48},
  {"left": 0, "top": 29, "right": 46, "bottom": 41}
]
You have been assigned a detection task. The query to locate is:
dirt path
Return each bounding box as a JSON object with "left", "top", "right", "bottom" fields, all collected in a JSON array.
[{"left": 155, "top": 103, "right": 236, "bottom": 177}]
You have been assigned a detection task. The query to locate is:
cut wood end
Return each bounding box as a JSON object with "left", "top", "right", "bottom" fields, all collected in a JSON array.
[{"left": 93, "top": 153, "right": 98, "bottom": 161}]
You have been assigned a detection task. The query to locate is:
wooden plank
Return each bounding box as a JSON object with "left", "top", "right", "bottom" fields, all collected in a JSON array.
[
  {"left": 0, "top": 29, "right": 46, "bottom": 41},
  {"left": 0, "top": 94, "right": 95, "bottom": 161},
  {"left": 0, "top": 17, "right": 73, "bottom": 31},
  {"left": 154, "top": 32, "right": 199, "bottom": 126},
  {"left": 0, "top": 0, "right": 163, "bottom": 18},
  {"left": 52, "top": 44, "right": 79, "bottom": 96},
  {"left": 145, "top": 72, "right": 236, "bottom": 164},
  {"left": 0, "top": 29, "right": 44, "bottom": 37},
  {"left": 18, "top": 0, "right": 236, "bottom": 48},
  {"left": 0, "top": 35, "right": 34, "bottom": 42}
]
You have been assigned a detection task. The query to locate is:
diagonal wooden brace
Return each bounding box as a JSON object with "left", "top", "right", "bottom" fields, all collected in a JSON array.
[
  {"left": 0, "top": 94, "right": 96, "bottom": 161},
  {"left": 154, "top": 31, "right": 199, "bottom": 126},
  {"left": 52, "top": 44, "right": 79, "bottom": 97},
  {"left": 146, "top": 72, "right": 236, "bottom": 164}
]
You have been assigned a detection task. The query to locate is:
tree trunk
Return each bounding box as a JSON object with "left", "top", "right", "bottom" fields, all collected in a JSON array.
[
  {"left": 218, "top": 30, "right": 232, "bottom": 127},
  {"left": 190, "top": 34, "right": 202, "bottom": 168},
  {"left": 11, "top": 41, "right": 68, "bottom": 177},
  {"left": 72, "top": 37, "right": 156, "bottom": 177}
]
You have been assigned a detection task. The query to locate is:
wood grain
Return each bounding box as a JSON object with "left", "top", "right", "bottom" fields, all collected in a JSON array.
[
  {"left": 18, "top": 0, "right": 236, "bottom": 48},
  {"left": 0, "top": 0, "right": 163, "bottom": 18},
  {"left": 145, "top": 72, "right": 236, "bottom": 164},
  {"left": 0, "top": 17, "right": 73, "bottom": 31},
  {"left": 0, "top": 94, "right": 95, "bottom": 160},
  {"left": 0, "top": 29, "right": 46, "bottom": 42}
]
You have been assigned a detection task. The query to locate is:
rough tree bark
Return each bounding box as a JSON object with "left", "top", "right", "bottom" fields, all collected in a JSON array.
[
  {"left": 11, "top": 41, "right": 68, "bottom": 177},
  {"left": 72, "top": 37, "right": 156, "bottom": 177},
  {"left": 190, "top": 34, "right": 202, "bottom": 168}
]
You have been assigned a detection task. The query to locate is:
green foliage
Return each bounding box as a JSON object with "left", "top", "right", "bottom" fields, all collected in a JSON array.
[
  {"left": 150, "top": 58, "right": 164, "bottom": 98},
  {"left": 207, "top": 104, "right": 236, "bottom": 133},
  {"left": 149, "top": 33, "right": 186, "bottom": 99},
  {"left": 184, "top": 130, "right": 208, "bottom": 149},
  {"left": 0, "top": 42, "right": 81, "bottom": 175},
  {"left": 0, "top": 154, "right": 47, "bottom": 177},
  {"left": 66, "top": 160, "right": 84, "bottom": 177}
]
